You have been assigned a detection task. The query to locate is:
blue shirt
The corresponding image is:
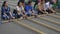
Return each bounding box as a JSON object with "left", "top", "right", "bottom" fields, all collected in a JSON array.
[
  {"left": 25, "top": 5, "right": 33, "bottom": 12},
  {"left": 1, "top": 6, "right": 10, "bottom": 15}
]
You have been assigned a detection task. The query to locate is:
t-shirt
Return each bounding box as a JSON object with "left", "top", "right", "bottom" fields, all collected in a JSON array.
[
  {"left": 50, "top": 0, "right": 58, "bottom": 9},
  {"left": 52, "top": 3, "right": 58, "bottom": 9},
  {"left": 44, "top": 2, "right": 51, "bottom": 10},
  {"left": 16, "top": 6, "right": 24, "bottom": 14},
  {"left": 35, "top": 2, "right": 44, "bottom": 9},
  {"left": 1, "top": 6, "right": 10, "bottom": 15},
  {"left": 25, "top": 5, "right": 33, "bottom": 12}
]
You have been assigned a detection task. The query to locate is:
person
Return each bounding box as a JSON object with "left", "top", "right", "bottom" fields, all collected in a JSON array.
[
  {"left": 15, "top": 2, "right": 27, "bottom": 19},
  {"left": 44, "top": 1, "right": 56, "bottom": 14},
  {"left": 35, "top": 0, "right": 47, "bottom": 14},
  {"left": 25, "top": 1, "right": 37, "bottom": 17},
  {"left": 34, "top": 0, "right": 40, "bottom": 8},
  {"left": 18, "top": 0, "right": 25, "bottom": 6},
  {"left": 1, "top": 1, "right": 14, "bottom": 20},
  {"left": 57, "top": 0, "right": 60, "bottom": 9},
  {"left": 50, "top": 0, "right": 58, "bottom": 9}
]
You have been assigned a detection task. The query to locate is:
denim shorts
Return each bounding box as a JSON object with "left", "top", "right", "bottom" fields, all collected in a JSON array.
[
  {"left": 1, "top": 13, "right": 10, "bottom": 19},
  {"left": 25, "top": 11, "right": 37, "bottom": 16}
]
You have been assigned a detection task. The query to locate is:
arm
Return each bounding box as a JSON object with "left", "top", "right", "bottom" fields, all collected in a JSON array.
[
  {"left": 48, "top": 7, "right": 56, "bottom": 13},
  {"left": 1, "top": 7, "right": 6, "bottom": 15},
  {"left": 21, "top": 6, "right": 25, "bottom": 13},
  {"left": 38, "top": 5, "right": 45, "bottom": 13}
]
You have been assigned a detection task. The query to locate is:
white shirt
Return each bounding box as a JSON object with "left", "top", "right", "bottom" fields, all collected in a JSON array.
[
  {"left": 16, "top": 6, "right": 24, "bottom": 14},
  {"left": 44, "top": 2, "right": 53, "bottom": 10},
  {"left": 44, "top": 2, "right": 50, "bottom": 10}
]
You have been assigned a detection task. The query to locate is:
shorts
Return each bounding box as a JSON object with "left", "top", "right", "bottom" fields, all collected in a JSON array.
[
  {"left": 46, "top": 9, "right": 53, "bottom": 13},
  {"left": 1, "top": 13, "right": 10, "bottom": 20},
  {"left": 25, "top": 11, "right": 37, "bottom": 16},
  {"left": 13, "top": 13, "right": 22, "bottom": 18}
]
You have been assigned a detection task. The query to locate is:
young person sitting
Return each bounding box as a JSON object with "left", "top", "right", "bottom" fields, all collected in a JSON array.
[
  {"left": 25, "top": 1, "right": 37, "bottom": 17},
  {"left": 15, "top": 2, "right": 27, "bottom": 19},
  {"left": 57, "top": 0, "right": 60, "bottom": 9},
  {"left": 50, "top": 0, "right": 58, "bottom": 9},
  {"left": 35, "top": 0, "right": 48, "bottom": 15},
  {"left": 44, "top": 1, "right": 56, "bottom": 14},
  {"left": 1, "top": 1, "right": 14, "bottom": 20}
]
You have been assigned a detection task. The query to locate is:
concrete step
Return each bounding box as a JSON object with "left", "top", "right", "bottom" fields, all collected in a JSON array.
[
  {"left": 15, "top": 19, "right": 60, "bottom": 34},
  {"left": 37, "top": 15, "right": 60, "bottom": 25},
  {"left": 0, "top": 0, "right": 60, "bottom": 34},
  {"left": 31, "top": 18, "right": 60, "bottom": 29},
  {"left": 13, "top": 19, "right": 46, "bottom": 34},
  {"left": 0, "top": 22, "right": 39, "bottom": 34},
  {"left": 48, "top": 14, "right": 60, "bottom": 19}
]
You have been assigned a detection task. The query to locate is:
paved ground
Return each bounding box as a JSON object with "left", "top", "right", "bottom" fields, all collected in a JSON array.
[
  {"left": 0, "top": 22, "right": 39, "bottom": 34},
  {"left": 0, "top": 0, "right": 60, "bottom": 34}
]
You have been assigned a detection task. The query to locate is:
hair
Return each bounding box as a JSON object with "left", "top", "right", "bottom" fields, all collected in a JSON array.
[
  {"left": 45, "top": 0, "right": 49, "bottom": 3},
  {"left": 28, "top": 0, "right": 32, "bottom": 5},
  {"left": 2, "top": 1, "right": 7, "bottom": 7},
  {"left": 19, "top": 0, "right": 25, "bottom": 3},
  {"left": 17, "top": 2, "right": 20, "bottom": 6},
  {"left": 50, "top": 0, "right": 58, "bottom": 4},
  {"left": 17, "top": 1, "right": 23, "bottom": 6},
  {"left": 34, "top": 0, "right": 43, "bottom": 7}
]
